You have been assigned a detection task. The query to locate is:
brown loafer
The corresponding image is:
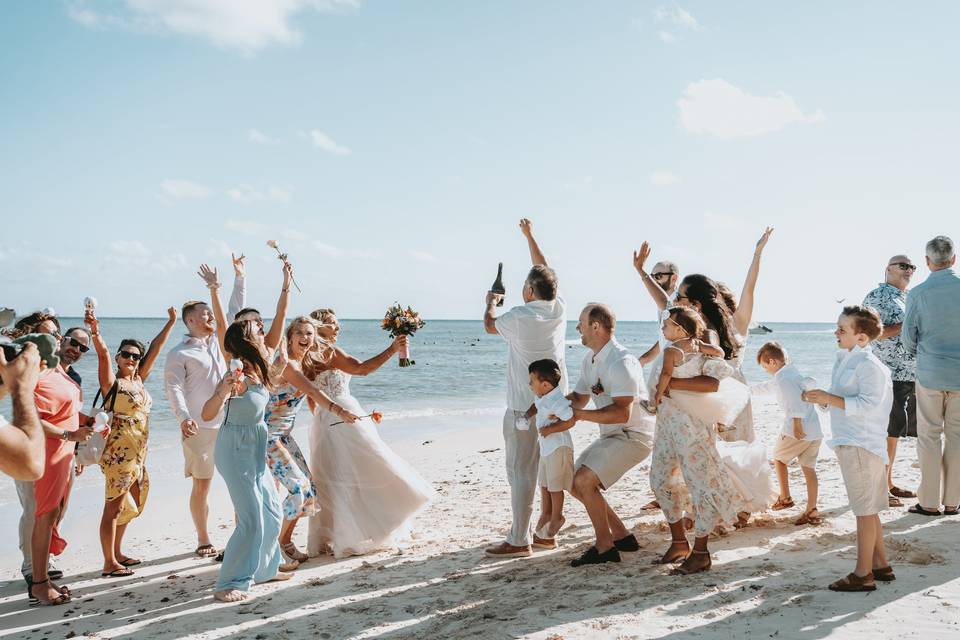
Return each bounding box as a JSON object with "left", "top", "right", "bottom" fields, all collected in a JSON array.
[
  {"left": 532, "top": 535, "right": 557, "bottom": 550},
  {"left": 889, "top": 486, "right": 916, "bottom": 499},
  {"left": 829, "top": 572, "right": 876, "bottom": 592},
  {"left": 484, "top": 542, "right": 532, "bottom": 558}
]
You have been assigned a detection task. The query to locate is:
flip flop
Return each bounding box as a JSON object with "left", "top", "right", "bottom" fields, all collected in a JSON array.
[
  {"left": 908, "top": 504, "right": 942, "bottom": 516},
  {"left": 119, "top": 558, "right": 142, "bottom": 567},
  {"left": 101, "top": 567, "right": 134, "bottom": 578}
]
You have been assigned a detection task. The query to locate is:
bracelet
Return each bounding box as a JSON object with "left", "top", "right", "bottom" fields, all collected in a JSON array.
[
  {"left": 282, "top": 288, "right": 290, "bottom": 293},
  {"left": 61, "top": 430, "right": 70, "bottom": 441},
  {"left": 206, "top": 282, "right": 222, "bottom": 289}
]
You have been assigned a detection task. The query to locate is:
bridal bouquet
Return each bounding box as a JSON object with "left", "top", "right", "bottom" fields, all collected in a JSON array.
[{"left": 382, "top": 303, "right": 426, "bottom": 367}]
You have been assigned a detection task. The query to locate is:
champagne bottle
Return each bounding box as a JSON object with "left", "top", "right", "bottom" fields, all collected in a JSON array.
[{"left": 490, "top": 262, "right": 505, "bottom": 307}]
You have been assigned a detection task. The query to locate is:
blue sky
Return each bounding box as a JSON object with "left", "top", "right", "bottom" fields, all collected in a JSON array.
[{"left": 1, "top": 1, "right": 958, "bottom": 321}]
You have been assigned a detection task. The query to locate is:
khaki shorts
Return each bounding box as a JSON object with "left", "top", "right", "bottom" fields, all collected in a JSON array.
[
  {"left": 183, "top": 428, "right": 218, "bottom": 480},
  {"left": 576, "top": 428, "right": 652, "bottom": 490},
  {"left": 836, "top": 445, "right": 887, "bottom": 516},
  {"left": 773, "top": 435, "right": 821, "bottom": 469},
  {"left": 538, "top": 448, "right": 574, "bottom": 492}
]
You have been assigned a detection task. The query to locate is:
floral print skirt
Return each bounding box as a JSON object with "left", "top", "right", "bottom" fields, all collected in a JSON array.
[
  {"left": 100, "top": 415, "right": 150, "bottom": 526},
  {"left": 267, "top": 433, "right": 317, "bottom": 521}
]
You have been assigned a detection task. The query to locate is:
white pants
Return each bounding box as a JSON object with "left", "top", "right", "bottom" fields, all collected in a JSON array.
[
  {"left": 16, "top": 479, "right": 35, "bottom": 578},
  {"left": 502, "top": 410, "right": 540, "bottom": 546},
  {"left": 916, "top": 383, "right": 960, "bottom": 509}
]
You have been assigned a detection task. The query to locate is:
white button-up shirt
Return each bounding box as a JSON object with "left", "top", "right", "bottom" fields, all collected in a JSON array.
[
  {"left": 495, "top": 296, "right": 568, "bottom": 412},
  {"left": 751, "top": 363, "right": 824, "bottom": 440},
  {"left": 534, "top": 385, "right": 574, "bottom": 458},
  {"left": 574, "top": 338, "right": 653, "bottom": 444},
  {"left": 826, "top": 345, "right": 893, "bottom": 461},
  {"left": 163, "top": 333, "right": 227, "bottom": 430}
]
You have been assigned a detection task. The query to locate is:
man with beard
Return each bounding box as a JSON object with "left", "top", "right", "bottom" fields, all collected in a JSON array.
[
  {"left": 16, "top": 323, "right": 91, "bottom": 586},
  {"left": 164, "top": 266, "right": 243, "bottom": 559}
]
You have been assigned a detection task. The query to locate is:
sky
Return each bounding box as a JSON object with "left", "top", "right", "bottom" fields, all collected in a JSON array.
[{"left": 1, "top": 1, "right": 958, "bottom": 322}]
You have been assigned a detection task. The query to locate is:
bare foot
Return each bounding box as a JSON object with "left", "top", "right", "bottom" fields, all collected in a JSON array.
[
  {"left": 279, "top": 561, "right": 299, "bottom": 573},
  {"left": 30, "top": 580, "right": 71, "bottom": 605},
  {"left": 266, "top": 572, "right": 294, "bottom": 582},
  {"left": 653, "top": 540, "right": 690, "bottom": 565},
  {"left": 547, "top": 516, "right": 566, "bottom": 538},
  {"left": 671, "top": 549, "right": 712, "bottom": 575},
  {"left": 681, "top": 516, "right": 694, "bottom": 531},
  {"left": 214, "top": 589, "right": 248, "bottom": 603},
  {"left": 641, "top": 499, "right": 660, "bottom": 511}
]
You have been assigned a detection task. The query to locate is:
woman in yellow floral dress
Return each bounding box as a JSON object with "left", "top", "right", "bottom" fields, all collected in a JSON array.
[{"left": 87, "top": 307, "right": 177, "bottom": 577}]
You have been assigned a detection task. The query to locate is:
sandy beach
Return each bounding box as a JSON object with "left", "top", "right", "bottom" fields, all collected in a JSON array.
[{"left": 1, "top": 397, "right": 958, "bottom": 640}]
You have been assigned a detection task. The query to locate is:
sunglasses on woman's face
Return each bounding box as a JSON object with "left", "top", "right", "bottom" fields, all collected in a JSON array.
[
  {"left": 652, "top": 272, "right": 674, "bottom": 280},
  {"left": 118, "top": 351, "right": 142, "bottom": 361},
  {"left": 889, "top": 262, "right": 916, "bottom": 272},
  {"left": 67, "top": 337, "right": 90, "bottom": 353}
]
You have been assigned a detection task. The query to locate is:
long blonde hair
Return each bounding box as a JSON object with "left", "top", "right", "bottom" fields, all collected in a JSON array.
[{"left": 287, "top": 315, "right": 333, "bottom": 380}]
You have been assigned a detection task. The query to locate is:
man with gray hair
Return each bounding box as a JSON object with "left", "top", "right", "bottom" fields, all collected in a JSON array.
[
  {"left": 863, "top": 254, "right": 918, "bottom": 506},
  {"left": 902, "top": 235, "right": 960, "bottom": 516}
]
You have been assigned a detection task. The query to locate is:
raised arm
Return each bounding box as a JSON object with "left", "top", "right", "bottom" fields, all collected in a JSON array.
[
  {"left": 265, "top": 262, "right": 293, "bottom": 352},
  {"left": 483, "top": 292, "right": 501, "bottom": 335},
  {"left": 139, "top": 307, "right": 178, "bottom": 382},
  {"left": 633, "top": 241, "right": 670, "bottom": 311},
  {"left": 198, "top": 264, "right": 228, "bottom": 354},
  {"left": 227, "top": 252, "right": 247, "bottom": 323},
  {"left": 733, "top": 227, "right": 773, "bottom": 336},
  {"left": 519, "top": 218, "right": 548, "bottom": 267},
  {"left": 85, "top": 309, "right": 115, "bottom": 396},
  {"left": 330, "top": 337, "right": 406, "bottom": 377}
]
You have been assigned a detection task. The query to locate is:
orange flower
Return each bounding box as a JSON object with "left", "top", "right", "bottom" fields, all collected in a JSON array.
[{"left": 370, "top": 411, "right": 383, "bottom": 424}]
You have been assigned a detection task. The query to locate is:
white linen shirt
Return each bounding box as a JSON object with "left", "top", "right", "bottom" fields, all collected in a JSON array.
[
  {"left": 163, "top": 333, "right": 227, "bottom": 430},
  {"left": 495, "top": 296, "right": 568, "bottom": 412},
  {"left": 825, "top": 346, "right": 893, "bottom": 462},
  {"left": 534, "top": 385, "right": 574, "bottom": 458},
  {"left": 574, "top": 338, "right": 653, "bottom": 444},
  {"left": 751, "top": 363, "right": 823, "bottom": 440}
]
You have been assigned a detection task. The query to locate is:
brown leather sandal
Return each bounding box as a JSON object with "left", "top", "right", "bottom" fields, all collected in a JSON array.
[
  {"left": 670, "top": 549, "right": 712, "bottom": 575},
  {"left": 795, "top": 509, "right": 823, "bottom": 526},
  {"left": 771, "top": 496, "right": 795, "bottom": 511},
  {"left": 873, "top": 566, "right": 896, "bottom": 582},
  {"left": 828, "top": 572, "right": 876, "bottom": 592}
]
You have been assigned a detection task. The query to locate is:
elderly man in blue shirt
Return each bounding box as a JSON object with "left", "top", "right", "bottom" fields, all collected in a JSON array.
[{"left": 902, "top": 235, "right": 960, "bottom": 516}]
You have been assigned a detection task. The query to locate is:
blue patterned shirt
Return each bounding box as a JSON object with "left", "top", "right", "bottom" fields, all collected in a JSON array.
[
  {"left": 902, "top": 268, "right": 960, "bottom": 391},
  {"left": 863, "top": 283, "right": 915, "bottom": 382}
]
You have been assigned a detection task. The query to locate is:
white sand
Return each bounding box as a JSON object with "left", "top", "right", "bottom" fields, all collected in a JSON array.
[{"left": 2, "top": 398, "right": 959, "bottom": 639}]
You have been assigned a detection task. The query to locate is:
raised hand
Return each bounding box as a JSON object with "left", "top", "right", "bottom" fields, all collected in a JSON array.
[
  {"left": 281, "top": 261, "right": 293, "bottom": 290},
  {"left": 167, "top": 306, "right": 177, "bottom": 322},
  {"left": 633, "top": 241, "right": 652, "bottom": 275},
  {"left": 231, "top": 252, "right": 246, "bottom": 277},
  {"left": 391, "top": 334, "right": 409, "bottom": 353},
  {"left": 519, "top": 218, "right": 533, "bottom": 238},
  {"left": 197, "top": 264, "right": 220, "bottom": 289},
  {"left": 84, "top": 309, "right": 100, "bottom": 335},
  {"left": 755, "top": 227, "right": 774, "bottom": 255}
]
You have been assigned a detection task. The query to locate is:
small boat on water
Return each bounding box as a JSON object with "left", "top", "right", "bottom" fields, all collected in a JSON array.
[{"left": 748, "top": 323, "right": 773, "bottom": 335}]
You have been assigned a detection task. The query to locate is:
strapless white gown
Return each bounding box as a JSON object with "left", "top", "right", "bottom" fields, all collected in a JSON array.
[{"left": 306, "top": 369, "right": 435, "bottom": 559}]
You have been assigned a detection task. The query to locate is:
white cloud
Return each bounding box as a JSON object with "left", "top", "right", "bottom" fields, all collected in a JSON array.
[
  {"left": 226, "top": 185, "right": 292, "bottom": 205},
  {"left": 309, "top": 130, "right": 352, "bottom": 156},
  {"left": 161, "top": 178, "right": 214, "bottom": 199},
  {"left": 225, "top": 220, "right": 308, "bottom": 242},
  {"left": 248, "top": 128, "right": 275, "bottom": 144},
  {"left": 409, "top": 250, "right": 437, "bottom": 263},
  {"left": 109, "top": 239, "right": 152, "bottom": 258},
  {"left": 658, "top": 30, "right": 676, "bottom": 43},
  {"left": 104, "top": 240, "right": 188, "bottom": 274},
  {"left": 678, "top": 78, "right": 825, "bottom": 140},
  {"left": 650, "top": 171, "right": 680, "bottom": 186},
  {"left": 313, "top": 241, "right": 344, "bottom": 258},
  {"left": 654, "top": 5, "right": 702, "bottom": 31},
  {"left": 68, "top": 0, "right": 361, "bottom": 54},
  {"left": 207, "top": 239, "right": 234, "bottom": 258}
]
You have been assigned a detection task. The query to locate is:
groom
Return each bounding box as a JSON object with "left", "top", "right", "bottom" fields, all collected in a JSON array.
[{"left": 483, "top": 219, "right": 567, "bottom": 558}]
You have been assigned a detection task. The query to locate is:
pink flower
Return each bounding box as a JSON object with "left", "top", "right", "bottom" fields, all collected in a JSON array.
[{"left": 266, "top": 239, "right": 279, "bottom": 249}]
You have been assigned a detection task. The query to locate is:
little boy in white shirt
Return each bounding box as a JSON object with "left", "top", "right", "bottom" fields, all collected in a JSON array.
[
  {"left": 528, "top": 359, "right": 574, "bottom": 544},
  {"left": 752, "top": 341, "right": 824, "bottom": 526}
]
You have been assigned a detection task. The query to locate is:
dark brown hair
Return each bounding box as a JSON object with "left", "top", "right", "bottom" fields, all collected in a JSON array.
[
  {"left": 224, "top": 320, "right": 272, "bottom": 385},
  {"left": 526, "top": 265, "right": 558, "bottom": 301},
  {"left": 585, "top": 303, "right": 616, "bottom": 332},
  {"left": 842, "top": 305, "right": 883, "bottom": 341},
  {"left": 756, "top": 341, "right": 787, "bottom": 364},
  {"left": 9, "top": 312, "right": 60, "bottom": 337},
  {"left": 716, "top": 281, "right": 738, "bottom": 315},
  {"left": 667, "top": 306, "right": 705, "bottom": 339},
  {"left": 680, "top": 274, "right": 740, "bottom": 360},
  {"left": 528, "top": 359, "right": 562, "bottom": 388}
]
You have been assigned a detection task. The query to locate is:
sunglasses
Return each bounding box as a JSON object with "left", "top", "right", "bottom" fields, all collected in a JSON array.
[
  {"left": 118, "top": 350, "right": 142, "bottom": 361},
  {"left": 652, "top": 272, "right": 675, "bottom": 279},
  {"left": 66, "top": 337, "right": 90, "bottom": 353},
  {"left": 889, "top": 262, "right": 916, "bottom": 272}
]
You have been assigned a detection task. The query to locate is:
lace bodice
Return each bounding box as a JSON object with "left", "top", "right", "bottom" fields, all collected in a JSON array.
[
  {"left": 667, "top": 346, "right": 736, "bottom": 381},
  {"left": 313, "top": 368, "right": 352, "bottom": 400}
]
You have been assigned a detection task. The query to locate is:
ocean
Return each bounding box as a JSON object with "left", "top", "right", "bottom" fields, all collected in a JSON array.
[{"left": 0, "top": 317, "right": 839, "bottom": 543}]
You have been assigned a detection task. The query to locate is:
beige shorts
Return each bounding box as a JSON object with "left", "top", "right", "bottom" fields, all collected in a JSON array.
[
  {"left": 182, "top": 428, "right": 218, "bottom": 480},
  {"left": 575, "top": 428, "right": 652, "bottom": 490},
  {"left": 538, "top": 448, "right": 574, "bottom": 492},
  {"left": 773, "top": 434, "right": 821, "bottom": 469},
  {"left": 836, "top": 445, "right": 887, "bottom": 516}
]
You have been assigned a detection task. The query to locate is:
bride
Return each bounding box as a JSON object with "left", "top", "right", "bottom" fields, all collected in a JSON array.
[{"left": 305, "top": 308, "right": 435, "bottom": 559}]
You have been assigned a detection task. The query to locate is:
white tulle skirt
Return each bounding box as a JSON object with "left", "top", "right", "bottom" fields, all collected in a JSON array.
[
  {"left": 307, "top": 395, "right": 435, "bottom": 559},
  {"left": 666, "top": 377, "right": 751, "bottom": 427},
  {"left": 716, "top": 440, "right": 773, "bottom": 512}
]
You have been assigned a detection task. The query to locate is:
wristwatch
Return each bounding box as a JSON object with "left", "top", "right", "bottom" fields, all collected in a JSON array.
[{"left": 61, "top": 431, "right": 70, "bottom": 441}]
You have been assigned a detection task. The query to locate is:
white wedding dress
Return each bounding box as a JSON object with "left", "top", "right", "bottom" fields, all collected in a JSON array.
[{"left": 307, "top": 368, "right": 435, "bottom": 559}]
